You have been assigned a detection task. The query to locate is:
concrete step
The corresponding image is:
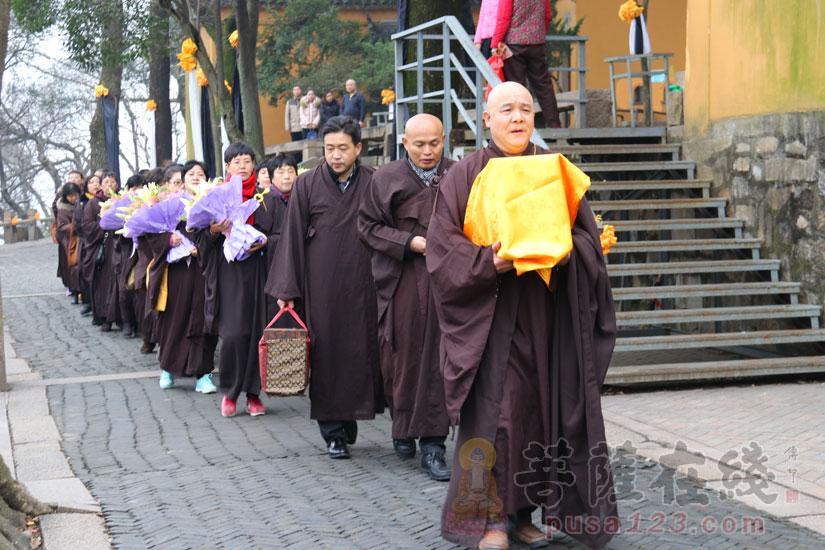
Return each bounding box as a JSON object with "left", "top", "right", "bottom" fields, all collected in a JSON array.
[
  {"left": 612, "top": 281, "right": 801, "bottom": 301},
  {"left": 552, "top": 143, "right": 681, "bottom": 158},
  {"left": 614, "top": 329, "right": 825, "bottom": 352},
  {"left": 580, "top": 160, "right": 695, "bottom": 174},
  {"left": 609, "top": 217, "right": 745, "bottom": 232},
  {"left": 607, "top": 259, "right": 780, "bottom": 277},
  {"left": 616, "top": 304, "right": 821, "bottom": 327},
  {"left": 605, "top": 355, "right": 825, "bottom": 385},
  {"left": 609, "top": 238, "right": 761, "bottom": 254},
  {"left": 589, "top": 179, "right": 711, "bottom": 196},
  {"left": 590, "top": 197, "right": 727, "bottom": 213}
]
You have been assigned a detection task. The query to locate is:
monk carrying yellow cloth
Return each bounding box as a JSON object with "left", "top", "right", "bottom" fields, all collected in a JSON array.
[{"left": 463, "top": 153, "right": 591, "bottom": 286}]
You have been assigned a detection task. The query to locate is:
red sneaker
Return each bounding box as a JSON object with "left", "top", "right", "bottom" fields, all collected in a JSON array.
[
  {"left": 221, "top": 396, "right": 237, "bottom": 418},
  {"left": 246, "top": 394, "right": 265, "bottom": 416}
]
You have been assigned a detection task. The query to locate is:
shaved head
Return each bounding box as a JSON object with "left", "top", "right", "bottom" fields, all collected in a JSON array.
[
  {"left": 484, "top": 82, "right": 535, "bottom": 155},
  {"left": 403, "top": 114, "right": 445, "bottom": 170},
  {"left": 405, "top": 113, "right": 443, "bottom": 136}
]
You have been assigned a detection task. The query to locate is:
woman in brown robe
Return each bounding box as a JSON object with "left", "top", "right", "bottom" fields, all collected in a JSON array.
[
  {"left": 55, "top": 183, "right": 82, "bottom": 303},
  {"left": 81, "top": 172, "right": 119, "bottom": 328},
  {"left": 195, "top": 146, "right": 282, "bottom": 417},
  {"left": 147, "top": 161, "right": 219, "bottom": 393},
  {"left": 76, "top": 174, "right": 100, "bottom": 316}
]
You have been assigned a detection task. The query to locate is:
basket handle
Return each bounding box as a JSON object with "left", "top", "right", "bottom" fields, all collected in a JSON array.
[{"left": 264, "top": 306, "right": 308, "bottom": 332}]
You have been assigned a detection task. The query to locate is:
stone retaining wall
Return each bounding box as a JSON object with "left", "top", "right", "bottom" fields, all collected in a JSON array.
[{"left": 681, "top": 111, "right": 825, "bottom": 303}]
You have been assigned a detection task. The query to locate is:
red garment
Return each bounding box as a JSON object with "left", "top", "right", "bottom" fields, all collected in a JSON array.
[
  {"left": 242, "top": 171, "right": 256, "bottom": 225},
  {"left": 492, "top": 0, "right": 551, "bottom": 48}
]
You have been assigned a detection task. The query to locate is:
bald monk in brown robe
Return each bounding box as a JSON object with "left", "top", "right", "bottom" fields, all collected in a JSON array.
[
  {"left": 358, "top": 114, "right": 454, "bottom": 480},
  {"left": 426, "top": 82, "right": 618, "bottom": 550},
  {"left": 267, "top": 116, "right": 383, "bottom": 460}
]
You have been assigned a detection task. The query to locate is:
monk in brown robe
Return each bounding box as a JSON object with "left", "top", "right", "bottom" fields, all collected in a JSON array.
[
  {"left": 426, "top": 82, "right": 618, "bottom": 550},
  {"left": 267, "top": 116, "right": 383, "bottom": 460},
  {"left": 197, "top": 143, "right": 281, "bottom": 418},
  {"left": 76, "top": 174, "right": 100, "bottom": 316},
  {"left": 358, "top": 114, "right": 453, "bottom": 480}
]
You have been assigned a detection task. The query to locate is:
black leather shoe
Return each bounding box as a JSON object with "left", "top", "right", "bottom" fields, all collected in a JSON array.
[
  {"left": 345, "top": 422, "right": 357, "bottom": 445},
  {"left": 328, "top": 438, "right": 351, "bottom": 459},
  {"left": 421, "top": 451, "right": 451, "bottom": 481},
  {"left": 393, "top": 438, "right": 416, "bottom": 459},
  {"left": 80, "top": 305, "right": 91, "bottom": 316}
]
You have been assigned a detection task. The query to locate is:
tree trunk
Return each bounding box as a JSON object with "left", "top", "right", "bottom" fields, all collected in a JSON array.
[
  {"left": 89, "top": 0, "right": 125, "bottom": 173},
  {"left": 0, "top": 0, "right": 10, "bottom": 97},
  {"left": 405, "top": 0, "right": 466, "bottom": 117},
  {"left": 211, "top": 0, "right": 224, "bottom": 168},
  {"left": 149, "top": 0, "right": 173, "bottom": 165},
  {"left": 234, "top": 0, "right": 263, "bottom": 157}
]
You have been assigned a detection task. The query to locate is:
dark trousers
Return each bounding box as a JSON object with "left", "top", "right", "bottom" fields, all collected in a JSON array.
[
  {"left": 318, "top": 420, "right": 357, "bottom": 444},
  {"left": 418, "top": 436, "right": 446, "bottom": 454},
  {"left": 502, "top": 44, "right": 561, "bottom": 128},
  {"left": 290, "top": 131, "right": 303, "bottom": 142}
]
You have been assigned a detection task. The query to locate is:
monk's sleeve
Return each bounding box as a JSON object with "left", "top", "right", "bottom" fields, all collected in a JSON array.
[
  {"left": 358, "top": 176, "right": 411, "bottom": 261},
  {"left": 426, "top": 162, "right": 499, "bottom": 424},
  {"left": 82, "top": 200, "right": 103, "bottom": 245},
  {"left": 265, "top": 174, "right": 309, "bottom": 302}
]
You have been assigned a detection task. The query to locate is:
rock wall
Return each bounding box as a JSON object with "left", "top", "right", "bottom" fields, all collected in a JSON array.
[{"left": 681, "top": 111, "right": 825, "bottom": 304}]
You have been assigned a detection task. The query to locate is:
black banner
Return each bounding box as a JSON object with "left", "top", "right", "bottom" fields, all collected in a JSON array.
[
  {"left": 100, "top": 96, "right": 120, "bottom": 181},
  {"left": 201, "top": 86, "right": 216, "bottom": 179},
  {"left": 232, "top": 55, "right": 244, "bottom": 135}
]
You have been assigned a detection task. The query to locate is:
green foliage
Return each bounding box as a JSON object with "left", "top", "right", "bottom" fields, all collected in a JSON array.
[
  {"left": 257, "top": 0, "right": 393, "bottom": 106},
  {"left": 12, "top": 0, "right": 157, "bottom": 72}
]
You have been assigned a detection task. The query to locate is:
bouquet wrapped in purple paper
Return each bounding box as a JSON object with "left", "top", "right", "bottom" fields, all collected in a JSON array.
[
  {"left": 167, "top": 230, "right": 196, "bottom": 264},
  {"left": 99, "top": 192, "right": 134, "bottom": 230},
  {"left": 184, "top": 175, "right": 265, "bottom": 262},
  {"left": 119, "top": 186, "right": 189, "bottom": 240}
]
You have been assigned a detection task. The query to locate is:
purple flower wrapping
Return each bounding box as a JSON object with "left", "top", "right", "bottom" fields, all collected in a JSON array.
[
  {"left": 122, "top": 194, "right": 188, "bottom": 239},
  {"left": 167, "top": 230, "right": 195, "bottom": 264},
  {"left": 99, "top": 195, "right": 134, "bottom": 230},
  {"left": 185, "top": 176, "right": 265, "bottom": 262},
  {"left": 185, "top": 176, "right": 244, "bottom": 230}
]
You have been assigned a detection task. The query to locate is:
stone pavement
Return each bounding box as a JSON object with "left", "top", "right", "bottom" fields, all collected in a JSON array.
[{"left": 2, "top": 238, "right": 825, "bottom": 549}]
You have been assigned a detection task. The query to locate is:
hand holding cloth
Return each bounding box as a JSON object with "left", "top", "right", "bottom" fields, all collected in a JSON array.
[{"left": 462, "top": 153, "right": 590, "bottom": 286}]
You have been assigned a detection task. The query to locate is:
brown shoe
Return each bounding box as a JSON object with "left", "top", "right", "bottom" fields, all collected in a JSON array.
[
  {"left": 512, "top": 523, "right": 548, "bottom": 548},
  {"left": 100, "top": 323, "right": 112, "bottom": 332},
  {"left": 478, "top": 529, "right": 508, "bottom": 550},
  {"left": 140, "top": 341, "right": 155, "bottom": 354}
]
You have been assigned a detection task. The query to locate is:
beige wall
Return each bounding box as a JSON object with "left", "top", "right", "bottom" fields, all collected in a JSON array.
[
  {"left": 572, "top": 0, "right": 687, "bottom": 121},
  {"left": 685, "top": 0, "right": 825, "bottom": 135}
]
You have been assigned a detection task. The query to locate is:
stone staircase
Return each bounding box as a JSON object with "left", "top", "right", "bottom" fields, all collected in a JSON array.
[{"left": 544, "top": 129, "right": 825, "bottom": 385}]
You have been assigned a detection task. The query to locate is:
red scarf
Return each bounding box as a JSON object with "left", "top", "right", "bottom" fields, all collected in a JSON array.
[{"left": 242, "top": 171, "right": 256, "bottom": 225}]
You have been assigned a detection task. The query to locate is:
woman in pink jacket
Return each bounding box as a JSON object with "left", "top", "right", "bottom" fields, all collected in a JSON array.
[{"left": 299, "top": 89, "right": 321, "bottom": 139}]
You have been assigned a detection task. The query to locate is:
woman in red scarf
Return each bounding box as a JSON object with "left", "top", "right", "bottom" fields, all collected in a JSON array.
[{"left": 196, "top": 143, "right": 282, "bottom": 418}]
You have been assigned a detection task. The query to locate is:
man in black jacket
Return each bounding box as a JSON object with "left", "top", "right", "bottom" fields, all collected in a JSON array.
[{"left": 341, "top": 79, "right": 366, "bottom": 128}]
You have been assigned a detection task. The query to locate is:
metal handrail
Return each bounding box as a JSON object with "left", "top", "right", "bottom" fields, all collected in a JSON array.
[
  {"left": 605, "top": 53, "right": 673, "bottom": 128},
  {"left": 393, "top": 16, "right": 569, "bottom": 158}
]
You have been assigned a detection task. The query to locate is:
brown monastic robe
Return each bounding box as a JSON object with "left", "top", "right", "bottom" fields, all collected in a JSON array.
[
  {"left": 115, "top": 235, "right": 138, "bottom": 326},
  {"left": 55, "top": 197, "right": 79, "bottom": 292},
  {"left": 74, "top": 195, "right": 91, "bottom": 304},
  {"left": 80, "top": 194, "right": 114, "bottom": 323},
  {"left": 146, "top": 222, "right": 218, "bottom": 377},
  {"left": 134, "top": 237, "right": 157, "bottom": 343},
  {"left": 266, "top": 163, "right": 383, "bottom": 421},
  {"left": 426, "top": 142, "right": 618, "bottom": 549},
  {"left": 358, "top": 158, "right": 454, "bottom": 440},
  {"left": 196, "top": 191, "right": 281, "bottom": 399}
]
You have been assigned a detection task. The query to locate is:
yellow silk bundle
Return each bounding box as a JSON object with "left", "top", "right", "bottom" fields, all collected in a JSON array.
[{"left": 463, "top": 154, "right": 591, "bottom": 286}]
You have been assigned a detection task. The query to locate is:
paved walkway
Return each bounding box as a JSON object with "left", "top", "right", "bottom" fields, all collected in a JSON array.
[{"left": 2, "top": 239, "right": 825, "bottom": 549}]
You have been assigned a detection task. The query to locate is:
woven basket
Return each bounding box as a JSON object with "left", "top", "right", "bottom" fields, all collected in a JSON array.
[{"left": 258, "top": 307, "right": 310, "bottom": 397}]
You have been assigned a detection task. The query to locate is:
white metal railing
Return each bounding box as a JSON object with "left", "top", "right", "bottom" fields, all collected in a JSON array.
[{"left": 392, "top": 16, "right": 588, "bottom": 158}]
